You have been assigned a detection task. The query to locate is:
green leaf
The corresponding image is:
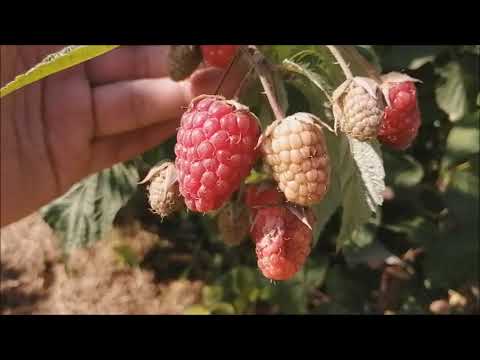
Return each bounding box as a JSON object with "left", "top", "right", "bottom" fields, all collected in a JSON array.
[
  {"left": 383, "top": 152, "right": 424, "bottom": 188},
  {"left": 1, "top": 46, "right": 120, "bottom": 97},
  {"left": 261, "top": 45, "right": 312, "bottom": 63},
  {"left": 336, "top": 175, "right": 373, "bottom": 250},
  {"left": 441, "top": 111, "right": 480, "bottom": 170},
  {"left": 244, "top": 169, "right": 271, "bottom": 185},
  {"left": 304, "top": 256, "right": 330, "bottom": 289},
  {"left": 324, "top": 265, "right": 376, "bottom": 312},
  {"left": 462, "top": 45, "right": 480, "bottom": 55},
  {"left": 201, "top": 285, "right": 224, "bottom": 307},
  {"left": 269, "top": 281, "right": 308, "bottom": 314},
  {"left": 210, "top": 303, "right": 236, "bottom": 315},
  {"left": 41, "top": 162, "right": 139, "bottom": 251},
  {"left": 267, "top": 257, "right": 329, "bottom": 314},
  {"left": 231, "top": 266, "right": 257, "bottom": 296},
  {"left": 312, "top": 132, "right": 347, "bottom": 246},
  {"left": 384, "top": 217, "right": 438, "bottom": 246},
  {"left": 374, "top": 45, "right": 449, "bottom": 71},
  {"left": 141, "top": 142, "right": 174, "bottom": 167},
  {"left": 282, "top": 56, "right": 333, "bottom": 99},
  {"left": 435, "top": 61, "right": 470, "bottom": 122},
  {"left": 344, "top": 209, "right": 381, "bottom": 251},
  {"left": 423, "top": 161, "right": 479, "bottom": 288},
  {"left": 183, "top": 305, "right": 211, "bottom": 315},
  {"left": 114, "top": 244, "right": 140, "bottom": 267}
]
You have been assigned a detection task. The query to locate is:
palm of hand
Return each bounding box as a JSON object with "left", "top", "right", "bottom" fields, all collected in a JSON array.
[{"left": 1, "top": 45, "right": 246, "bottom": 226}]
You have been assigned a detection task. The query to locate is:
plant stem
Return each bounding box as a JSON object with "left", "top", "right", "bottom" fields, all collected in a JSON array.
[
  {"left": 340, "top": 46, "right": 383, "bottom": 83},
  {"left": 214, "top": 47, "right": 243, "bottom": 96},
  {"left": 233, "top": 64, "right": 255, "bottom": 101},
  {"left": 326, "top": 45, "right": 353, "bottom": 79},
  {"left": 240, "top": 45, "right": 286, "bottom": 121}
]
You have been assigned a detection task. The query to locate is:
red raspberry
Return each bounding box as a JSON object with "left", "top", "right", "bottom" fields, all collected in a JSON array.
[
  {"left": 251, "top": 206, "right": 314, "bottom": 281},
  {"left": 245, "top": 184, "right": 285, "bottom": 209},
  {"left": 378, "top": 81, "right": 421, "bottom": 150},
  {"left": 200, "top": 45, "right": 239, "bottom": 69},
  {"left": 175, "top": 95, "right": 260, "bottom": 213}
]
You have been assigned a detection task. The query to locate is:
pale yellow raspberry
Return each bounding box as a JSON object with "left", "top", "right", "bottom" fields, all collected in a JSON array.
[
  {"left": 261, "top": 113, "right": 330, "bottom": 206},
  {"left": 333, "top": 77, "right": 385, "bottom": 141},
  {"left": 140, "top": 162, "right": 183, "bottom": 218}
]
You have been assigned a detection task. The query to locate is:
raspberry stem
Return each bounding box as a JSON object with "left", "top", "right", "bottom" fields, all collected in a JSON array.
[
  {"left": 340, "top": 46, "right": 382, "bottom": 83},
  {"left": 233, "top": 64, "right": 255, "bottom": 101},
  {"left": 214, "top": 47, "right": 243, "bottom": 95},
  {"left": 326, "top": 45, "right": 353, "bottom": 79},
  {"left": 240, "top": 46, "right": 286, "bottom": 121}
]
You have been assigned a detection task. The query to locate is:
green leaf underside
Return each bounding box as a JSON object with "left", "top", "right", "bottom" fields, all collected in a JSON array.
[
  {"left": 41, "top": 162, "right": 139, "bottom": 251},
  {"left": 1, "top": 45, "right": 120, "bottom": 98},
  {"left": 435, "top": 61, "right": 469, "bottom": 122}
]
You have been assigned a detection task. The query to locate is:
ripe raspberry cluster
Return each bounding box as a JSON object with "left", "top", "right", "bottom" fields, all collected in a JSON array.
[
  {"left": 143, "top": 46, "right": 423, "bottom": 282},
  {"left": 172, "top": 95, "right": 320, "bottom": 280}
]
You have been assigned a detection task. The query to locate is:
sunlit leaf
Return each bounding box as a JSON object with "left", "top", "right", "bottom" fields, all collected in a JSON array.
[{"left": 1, "top": 45, "right": 120, "bottom": 97}]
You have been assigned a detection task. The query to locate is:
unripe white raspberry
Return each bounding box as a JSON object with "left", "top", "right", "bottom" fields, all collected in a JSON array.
[
  {"left": 260, "top": 113, "right": 330, "bottom": 206},
  {"left": 139, "top": 162, "right": 183, "bottom": 218},
  {"left": 333, "top": 77, "right": 385, "bottom": 141}
]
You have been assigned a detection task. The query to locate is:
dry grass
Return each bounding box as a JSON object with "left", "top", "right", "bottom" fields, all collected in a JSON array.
[{"left": 1, "top": 214, "right": 202, "bottom": 315}]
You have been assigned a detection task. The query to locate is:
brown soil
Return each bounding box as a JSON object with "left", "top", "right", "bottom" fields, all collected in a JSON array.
[{"left": 1, "top": 213, "right": 203, "bottom": 315}]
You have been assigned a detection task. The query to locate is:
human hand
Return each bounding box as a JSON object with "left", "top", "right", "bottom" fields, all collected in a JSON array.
[{"left": 0, "top": 45, "right": 248, "bottom": 227}]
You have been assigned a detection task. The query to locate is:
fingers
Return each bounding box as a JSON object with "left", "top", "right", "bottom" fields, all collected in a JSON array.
[
  {"left": 91, "top": 61, "right": 250, "bottom": 138},
  {"left": 92, "top": 78, "right": 188, "bottom": 137},
  {"left": 91, "top": 50, "right": 252, "bottom": 138},
  {"left": 187, "top": 55, "right": 251, "bottom": 99},
  {"left": 85, "top": 46, "right": 170, "bottom": 86},
  {"left": 86, "top": 45, "right": 251, "bottom": 95},
  {"left": 89, "top": 119, "right": 179, "bottom": 174}
]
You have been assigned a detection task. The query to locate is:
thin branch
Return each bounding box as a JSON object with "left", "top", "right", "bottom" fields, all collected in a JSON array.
[
  {"left": 214, "top": 46, "right": 243, "bottom": 96},
  {"left": 240, "top": 45, "right": 286, "bottom": 121},
  {"left": 340, "top": 46, "right": 383, "bottom": 83},
  {"left": 326, "top": 45, "right": 353, "bottom": 79},
  {"left": 233, "top": 63, "right": 255, "bottom": 101}
]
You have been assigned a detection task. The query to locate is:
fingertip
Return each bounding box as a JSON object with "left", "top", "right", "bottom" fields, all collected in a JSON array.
[
  {"left": 187, "top": 57, "right": 251, "bottom": 100},
  {"left": 188, "top": 67, "right": 225, "bottom": 97}
]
